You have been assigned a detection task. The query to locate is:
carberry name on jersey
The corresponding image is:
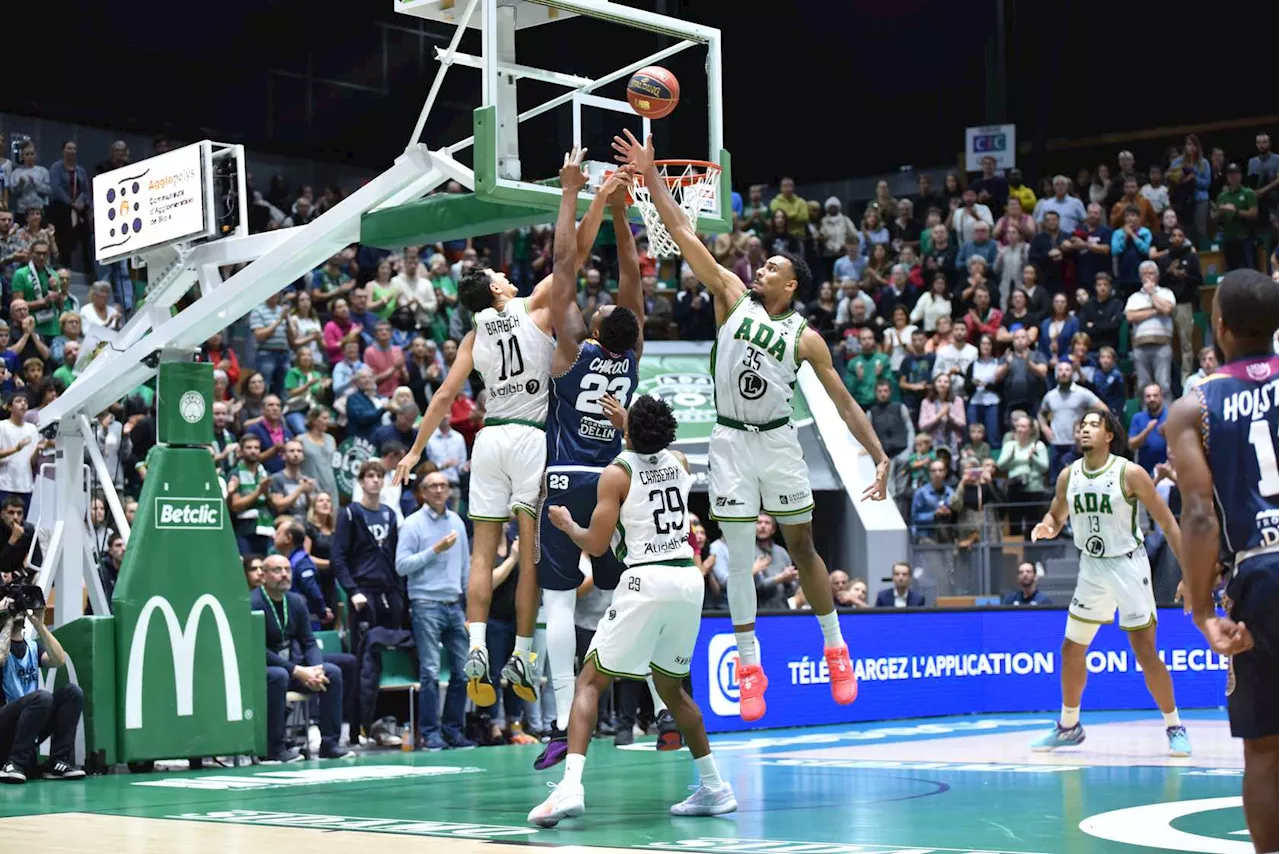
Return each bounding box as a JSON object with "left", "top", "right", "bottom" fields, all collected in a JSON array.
[
  {"left": 154, "top": 498, "right": 223, "bottom": 529},
  {"left": 731, "top": 318, "right": 787, "bottom": 362},
  {"left": 639, "top": 465, "right": 682, "bottom": 485},
  {"left": 1220, "top": 378, "right": 1277, "bottom": 422},
  {"left": 588, "top": 356, "right": 631, "bottom": 375},
  {"left": 483, "top": 315, "right": 520, "bottom": 335}
]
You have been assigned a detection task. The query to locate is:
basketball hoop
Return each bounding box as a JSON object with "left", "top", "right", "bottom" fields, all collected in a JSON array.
[{"left": 626, "top": 160, "right": 721, "bottom": 259}]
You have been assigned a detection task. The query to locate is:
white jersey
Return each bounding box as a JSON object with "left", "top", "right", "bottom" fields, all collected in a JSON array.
[
  {"left": 613, "top": 449, "right": 695, "bottom": 568},
  {"left": 712, "top": 294, "right": 804, "bottom": 427},
  {"left": 1067, "top": 454, "right": 1143, "bottom": 558},
  {"left": 471, "top": 297, "right": 554, "bottom": 425}
]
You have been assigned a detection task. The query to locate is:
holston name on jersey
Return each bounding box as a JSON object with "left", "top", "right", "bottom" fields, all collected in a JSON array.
[{"left": 1220, "top": 377, "right": 1277, "bottom": 422}]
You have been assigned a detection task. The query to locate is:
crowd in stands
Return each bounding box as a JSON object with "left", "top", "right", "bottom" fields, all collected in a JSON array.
[{"left": 0, "top": 127, "right": 1273, "bottom": 751}]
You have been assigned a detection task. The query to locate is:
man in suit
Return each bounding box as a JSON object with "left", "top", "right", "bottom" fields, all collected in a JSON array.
[
  {"left": 875, "top": 562, "right": 926, "bottom": 608},
  {"left": 253, "top": 554, "right": 354, "bottom": 762}
]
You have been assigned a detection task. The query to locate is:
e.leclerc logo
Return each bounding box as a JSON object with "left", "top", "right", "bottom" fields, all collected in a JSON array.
[
  {"left": 154, "top": 497, "right": 224, "bottom": 530},
  {"left": 707, "top": 633, "right": 761, "bottom": 717}
]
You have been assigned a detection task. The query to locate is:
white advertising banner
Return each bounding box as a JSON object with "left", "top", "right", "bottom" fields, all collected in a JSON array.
[
  {"left": 93, "top": 142, "right": 209, "bottom": 262},
  {"left": 964, "top": 124, "right": 1016, "bottom": 172}
]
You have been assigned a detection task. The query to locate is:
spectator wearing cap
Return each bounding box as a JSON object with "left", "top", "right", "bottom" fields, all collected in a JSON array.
[{"left": 1216, "top": 163, "right": 1259, "bottom": 271}]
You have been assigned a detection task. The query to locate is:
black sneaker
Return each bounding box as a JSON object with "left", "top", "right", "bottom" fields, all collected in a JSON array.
[
  {"left": 614, "top": 726, "right": 635, "bottom": 747},
  {"left": 264, "top": 748, "right": 305, "bottom": 764},
  {"left": 0, "top": 762, "right": 25, "bottom": 784},
  {"left": 44, "top": 760, "right": 85, "bottom": 780},
  {"left": 655, "top": 710, "right": 683, "bottom": 751}
]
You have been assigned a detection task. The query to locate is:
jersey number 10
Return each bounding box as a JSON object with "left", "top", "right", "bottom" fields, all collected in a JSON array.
[{"left": 498, "top": 337, "right": 525, "bottom": 382}]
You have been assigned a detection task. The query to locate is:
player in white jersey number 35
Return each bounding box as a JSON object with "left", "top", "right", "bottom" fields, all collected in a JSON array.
[
  {"left": 613, "top": 129, "right": 892, "bottom": 722},
  {"left": 1029, "top": 408, "right": 1192, "bottom": 757}
]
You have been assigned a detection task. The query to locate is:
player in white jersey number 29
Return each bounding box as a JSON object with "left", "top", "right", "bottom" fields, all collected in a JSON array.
[
  {"left": 613, "top": 129, "right": 892, "bottom": 723},
  {"left": 529, "top": 394, "right": 736, "bottom": 827},
  {"left": 1029, "top": 408, "right": 1192, "bottom": 757}
]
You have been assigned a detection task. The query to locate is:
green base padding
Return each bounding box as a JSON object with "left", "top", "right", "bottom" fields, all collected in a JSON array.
[
  {"left": 112, "top": 401, "right": 266, "bottom": 763},
  {"left": 47, "top": 616, "right": 118, "bottom": 771}
]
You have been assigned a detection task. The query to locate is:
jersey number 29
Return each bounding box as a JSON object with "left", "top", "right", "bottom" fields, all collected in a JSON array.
[
  {"left": 575, "top": 375, "right": 633, "bottom": 414},
  {"left": 649, "top": 487, "right": 686, "bottom": 535}
]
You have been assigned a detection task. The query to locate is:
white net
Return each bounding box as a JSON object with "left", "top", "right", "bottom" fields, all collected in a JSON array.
[{"left": 629, "top": 160, "right": 721, "bottom": 258}]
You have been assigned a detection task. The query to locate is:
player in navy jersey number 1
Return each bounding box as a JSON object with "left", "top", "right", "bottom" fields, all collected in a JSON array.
[{"left": 1167, "top": 268, "right": 1278, "bottom": 853}]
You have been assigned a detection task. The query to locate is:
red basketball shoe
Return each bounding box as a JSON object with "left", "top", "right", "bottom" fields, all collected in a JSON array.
[
  {"left": 825, "top": 644, "right": 858, "bottom": 705},
  {"left": 737, "top": 663, "right": 768, "bottom": 722}
]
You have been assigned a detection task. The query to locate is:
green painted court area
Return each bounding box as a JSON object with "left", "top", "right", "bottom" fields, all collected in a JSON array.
[{"left": 0, "top": 711, "right": 1250, "bottom": 853}]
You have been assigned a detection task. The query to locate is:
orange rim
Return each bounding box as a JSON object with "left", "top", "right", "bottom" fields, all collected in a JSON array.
[{"left": 601, "top": 159, "right": 721, "bottom": 197}]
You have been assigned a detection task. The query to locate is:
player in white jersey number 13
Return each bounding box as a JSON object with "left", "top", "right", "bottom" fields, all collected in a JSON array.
[
  {"left": 529, "top": 394, "right": 736, "bottom": 827},
  {"left": 1028, "top": 408, "right": 1192, "bottom": 757},
  {"left": 613, "top": 129, "right": 892, "bottom": 723}
]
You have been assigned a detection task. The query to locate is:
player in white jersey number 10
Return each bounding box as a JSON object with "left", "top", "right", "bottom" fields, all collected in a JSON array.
[
  {"left": 613, "top": 129, "right": 892, "bottom": 723},
  {"left": 393, "top": 161, "right": 619, "bottom": 710},
  {"left": 1029, "top": 408, "right": 1192, "bottom": 757}
]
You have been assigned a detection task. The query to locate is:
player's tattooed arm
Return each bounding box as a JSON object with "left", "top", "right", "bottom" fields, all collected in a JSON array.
[
  {"left": 393, "top": 331, "right": 476, "bottom": 487},
  {"left": 1031, "top": 466, "right": 1072, "bottom": 542},
  {"left": 1125, "top": 460, "right": 1181, "bottom": 561},
  {"left": 799, "top": 328, "right": 890, "bottom": 500},
  {"left": 611, "top": 129, "right": 745, "bottom": 318},
  {"left": 548, "top": 463, "right": 629, "bottom": 557}
]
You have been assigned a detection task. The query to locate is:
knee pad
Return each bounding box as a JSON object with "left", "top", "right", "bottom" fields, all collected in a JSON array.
[
  {"left": 1065, "top": 616, "right": 1101, "bottom": 646},
  {"left": 722, "top": 522, "right": 758, "bottom": 626}
]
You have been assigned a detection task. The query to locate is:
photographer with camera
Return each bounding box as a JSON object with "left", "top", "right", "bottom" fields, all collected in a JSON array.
[{"left": 0, "top": 574, "right": 83, "bottom": 782}]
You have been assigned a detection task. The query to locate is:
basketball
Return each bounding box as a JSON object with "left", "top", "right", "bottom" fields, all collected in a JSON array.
[{"left": 626, "top": 66, "right": 680, "bottom": 119}]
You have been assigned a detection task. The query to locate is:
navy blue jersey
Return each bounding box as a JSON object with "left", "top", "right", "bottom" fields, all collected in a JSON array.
[
  {"left": 546, "top": 340, "right": 638, "bottom": 469},
  {"left": 1195, "top": 355, "right": 1280, "bottom": 562}
]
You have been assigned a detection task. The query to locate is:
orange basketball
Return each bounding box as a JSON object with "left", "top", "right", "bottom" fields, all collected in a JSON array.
[{"left": 626, "top": 66, "right": 680, "bottom": 119}]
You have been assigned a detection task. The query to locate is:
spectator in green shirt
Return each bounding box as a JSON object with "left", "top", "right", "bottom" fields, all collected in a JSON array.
[
  {"left": 845, "top": 327, "right": 891, "bottom": 408},
  {"left": 9, "top": 239, "right": 66, "bottom": 339},
  {"left": 1216, "top": 163, "right": 1259, "bottom": 271},
  {"left": 53, "top": 340, "right": 79, "bottom": 388}
]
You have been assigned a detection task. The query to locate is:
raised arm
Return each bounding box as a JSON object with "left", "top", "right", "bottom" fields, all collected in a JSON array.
[
  {"left": 1125, "top": 459, "right": 1181, "bottom": 559},
  {"left": 612, "top": 130, "right": 745, "bottom": 319},
  {"left": 1166, "top": 394, "right": 1250, "bottom": 653},
  {"left": 1031, "top": 466, "right": 1072, "bottom": 541},
  {"left": 393, "top": 331, "right": 475, "bottom": 486},
  {"left": 547, "top": 462, "right": 629, "bottom": 557},
  {"left": 525, "top": 165, "right": 618, "bottom": 315},
  {"left": 551, "top": 148, "right": 591, "bottom": 367},
  {"left": 610, "top": 177, "right": 645, "bottom": 358},
  {"left": 799, "top": 327, "right": 890, "bottom": 499}
]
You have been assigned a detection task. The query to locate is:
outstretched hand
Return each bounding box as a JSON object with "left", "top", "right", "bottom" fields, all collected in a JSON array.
[
  {"left": 600, "top": 166, "right": 634, "bottom": 207},
  {"left": 611, "top": 129, "right": 655, "bottom": 172},
  {"left": 861, "top": 459, "right": 890, "bottom": 501},
  {"left": 560, "top": 146, "right": 589, "bottom": 193}
]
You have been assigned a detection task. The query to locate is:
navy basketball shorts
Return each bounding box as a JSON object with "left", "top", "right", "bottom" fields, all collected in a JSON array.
[
  {"left": 1225, "top": 555, "right": 1278, "bottom": 740},
  {"left": 537, "top": 467, "right": 627, "bottom": 592}
]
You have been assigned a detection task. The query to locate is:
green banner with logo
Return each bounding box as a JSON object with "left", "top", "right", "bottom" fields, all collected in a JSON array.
[
  {"left": 333, "top": 435, "right": 377, "bottom": 500},
  {"left": 636, "top": 354, "right": 811, "bottom": 490},
  {"left": 112, "top": 363, "right": 266, "bottom": 763}
]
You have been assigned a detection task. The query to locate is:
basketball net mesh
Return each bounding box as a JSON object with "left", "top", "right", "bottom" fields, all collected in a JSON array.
[{"left": 630, "top": 161, "right": 721, "bottom": 258}]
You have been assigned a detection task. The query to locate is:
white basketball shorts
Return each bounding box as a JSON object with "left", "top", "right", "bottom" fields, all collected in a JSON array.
[{"left": 467, "top": 422, "right": 546, "bottom": 522}]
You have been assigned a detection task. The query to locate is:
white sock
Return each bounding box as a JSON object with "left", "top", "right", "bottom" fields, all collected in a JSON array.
[
  {"left": 340, "top": 722, "right": 351, "bottom": 745},
  {"left": 543, "top": 589, "right": 578, "bottom": 730},
  {"left": 1060, "top": 705, "right": 1080, "bottom": 728},
  {"left": 816, "top": 610, "right": 843, "bottom": 647},
  {"left": 468, "top": 622, "right": 487, "bottom": 651},
  {"left": 722, "top": 522, "right": 758, "bottom": 626},
  {"left": 734, "top": 631, "right": 759, "bottom": 668},
  {"left": 562, "top": 753, "right": 586, "bottom": 789},
  {"left": 514, "top": 634, "right": 533, "bottom": 659},
  {"left": 694, "top": 753, "right": 723, "bottom": 789},
  {"left": 1163, "top": 709, "right": 1181, "bottom": 728},
  {"left": 646, "top": 674, "right": 668, "bottom": 715}
]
